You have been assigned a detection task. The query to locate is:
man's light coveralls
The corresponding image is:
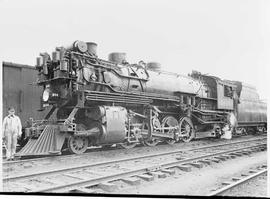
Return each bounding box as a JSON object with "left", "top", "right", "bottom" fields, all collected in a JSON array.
[{"left": 3, "top": 115, "right": 22, "bottom": 159}]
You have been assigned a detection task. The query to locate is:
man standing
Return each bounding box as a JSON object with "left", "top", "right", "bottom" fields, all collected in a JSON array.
[{"left": 2, "top": 107, "right": 22, "bottom": 161}]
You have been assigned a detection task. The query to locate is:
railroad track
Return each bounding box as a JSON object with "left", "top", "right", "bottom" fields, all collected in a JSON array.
[
  {"left": 208, "top": 165, "right": 267, "bottom": 196},
  {"left": 2, "top": 136, "right": 266, "bottom": 181},
  {"left": 3, "top": 137, "right": 266, "bottom": 193},
  {"left": 3, "top": 136, "right": 266, "bottom": 170}
]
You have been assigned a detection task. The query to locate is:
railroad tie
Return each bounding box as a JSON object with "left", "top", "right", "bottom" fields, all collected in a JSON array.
[
  {"left": 121, "top": 177, "right": 141, "bottom": 185},
  {"left": 230, "top": 152, "right": 243, "bottom": 157},
  {"left": 209, "top": 158, "right": 221, "bottom": 163},
  {"left": 69, "top": 187, "right": 97, "bottom": 193},
  {"left": 228, "top": 152, "right": 239, "bottom": 156},
  {"left": 176, "top": 165, "right": 192, "bottom": 172},
  {"left": 214, "top": 156, "right": 227, "bottom": 161},
  {"left": 241, "top": 173, "right": 249, "bottom": 177},
  {"left": 221, "top": 181, "right": 231, "bottom": 186},
  {"left": 198, "top": 159, "right": 212, "bottom": 165},
  {"left": 227, "top": 154, "right": 237, "bottom": 159},
  {"left": 161, "top": 169, "right": 176, "bottom": 175},
  {"left": 241, "top": 151, "right": 251, "bottom": 155},
  {"left": 149, "top": 171, "right": 167, "bottom": 178},
  {"left": 98, "top": 182, "right": 118, "bottom": 192},
  {"left": 187, "top": 162, "right": 204, "bottom": 168},
  {"left": 232, "top": 177, "right": 241, "bottom": 181},
  {"left": 220, "top": 155, "right": 231, "bottom": 159},
  {"left": 137, "top": 174, "right": 154, "bottom": 181},
  {"left": 146, "top": 165, "right": 161, "bottom": 172}
]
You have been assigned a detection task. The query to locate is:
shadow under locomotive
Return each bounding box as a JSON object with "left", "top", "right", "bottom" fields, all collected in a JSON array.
[{"left": 17, "top": 41, "right": 267, "bottom": 157}]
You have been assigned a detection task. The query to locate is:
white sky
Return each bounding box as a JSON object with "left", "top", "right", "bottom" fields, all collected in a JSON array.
[{"left": 0, "top": 0, "right": 269, "bottom": 99}]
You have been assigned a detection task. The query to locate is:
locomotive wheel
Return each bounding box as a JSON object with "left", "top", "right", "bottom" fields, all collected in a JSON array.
[
  {"left": 162, "top": 116, "right": 178, "bottom": 145},
  {"left": 179, "top": 117, "right": 195, "bottom": 143},
  {"left": 256, "top": 126, "right": 266, "bottom": 134},
  {"left": 142, "top": 118, "right": 161, "bottom": 147},
  {"left": 239, "top": 128, "right": 247, "bottom": 135},
  {"left": 143, "top": 138, "right": 160, "bottom": 147},
  {"left": 118, "top": 142, "right": 137, "bottom": 149},
  {"left": 68, "top": 135, "right": 89, "bottom": 154}
]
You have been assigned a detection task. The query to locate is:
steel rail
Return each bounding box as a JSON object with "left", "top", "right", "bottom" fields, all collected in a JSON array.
[
  {"left": 20, "top": 143, "right": 267, "bottom": 192},
  {"left": 3, "top": 136, "right": 266, "bottom": 167},
  {"left": 208, "top": 169, "right": 267, "bottom": 196},
  {"left": 3, "top": 138, "right": 266, "bottom": 182}
]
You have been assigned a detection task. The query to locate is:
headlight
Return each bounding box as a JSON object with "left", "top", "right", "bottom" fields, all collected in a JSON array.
[{"left": 42, "top": 88, "right": 50, "bottom": 102}]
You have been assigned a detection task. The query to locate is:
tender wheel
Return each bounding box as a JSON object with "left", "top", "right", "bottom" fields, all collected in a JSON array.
[
  {"left": 68, "top": 135, "right": 89, "bottom": 154},
  {"left": 179, "top": 117, "right": 195, "bottom": 142},
  {"left": 237, "top": 127, "right": 247, "bottom": 135},
  {"left": 162, "top": 116, "right": 178, "bottom": 145},
  {"left": 142, "top": 118, "right": 161, "bottom": 147},
  {"left": 118, "top": 142, "right": 137, "bottom": 149},
  {"left": 257, "top": 126, "right": 267, "bottom": 134}
]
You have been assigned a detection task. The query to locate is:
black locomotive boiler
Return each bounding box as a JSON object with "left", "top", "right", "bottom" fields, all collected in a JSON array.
[{"left": 18, "top": 41, "right": 267, "bottom": 156}]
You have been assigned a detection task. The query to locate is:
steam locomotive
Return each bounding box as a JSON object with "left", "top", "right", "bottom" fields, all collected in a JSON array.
[{"left": 18, "top": 41, "right": 267, "bottom": 156}]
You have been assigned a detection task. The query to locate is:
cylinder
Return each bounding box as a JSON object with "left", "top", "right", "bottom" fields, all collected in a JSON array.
[
  {"left": 108, "top": 52, "right": 127, "bottom": 64},
  {"left": 86, "top": 42, "right": 98, "bottom": 55},
  {"left": 146, "top": 62, "right": 161, "bottom": 71}
]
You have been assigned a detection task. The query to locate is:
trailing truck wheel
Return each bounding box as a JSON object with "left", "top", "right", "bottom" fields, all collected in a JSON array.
[
  {"left": 68, "top": 135, "right": 89, "bottom": 154},
  {"left": 179, "top": 117, "right": 195, "bottom": 143}
]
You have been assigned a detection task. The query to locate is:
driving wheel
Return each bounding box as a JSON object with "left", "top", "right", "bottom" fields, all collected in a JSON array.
[
  {"left": 162, "top": 116, "right": 178, "bottom": 145},
  {"left": 179, "top": 117, "right": 195, "bottom": 142},
  {"left": 142, "top": 118, "right": 161, "bottom": 147}
]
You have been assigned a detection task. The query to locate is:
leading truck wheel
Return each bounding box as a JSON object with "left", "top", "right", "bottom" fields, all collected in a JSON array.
[
  {"left": 68, "top": 135, "right": 89, "bottom": 154},
  {"left": 179, "top": 117, "right": 195, "bottom": 143},
  {"left": 143, "top": 138, "right": 160, "bottom": 146},
  {"left": 118, "top": 142, "right": 137, "bottom": 149}
]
